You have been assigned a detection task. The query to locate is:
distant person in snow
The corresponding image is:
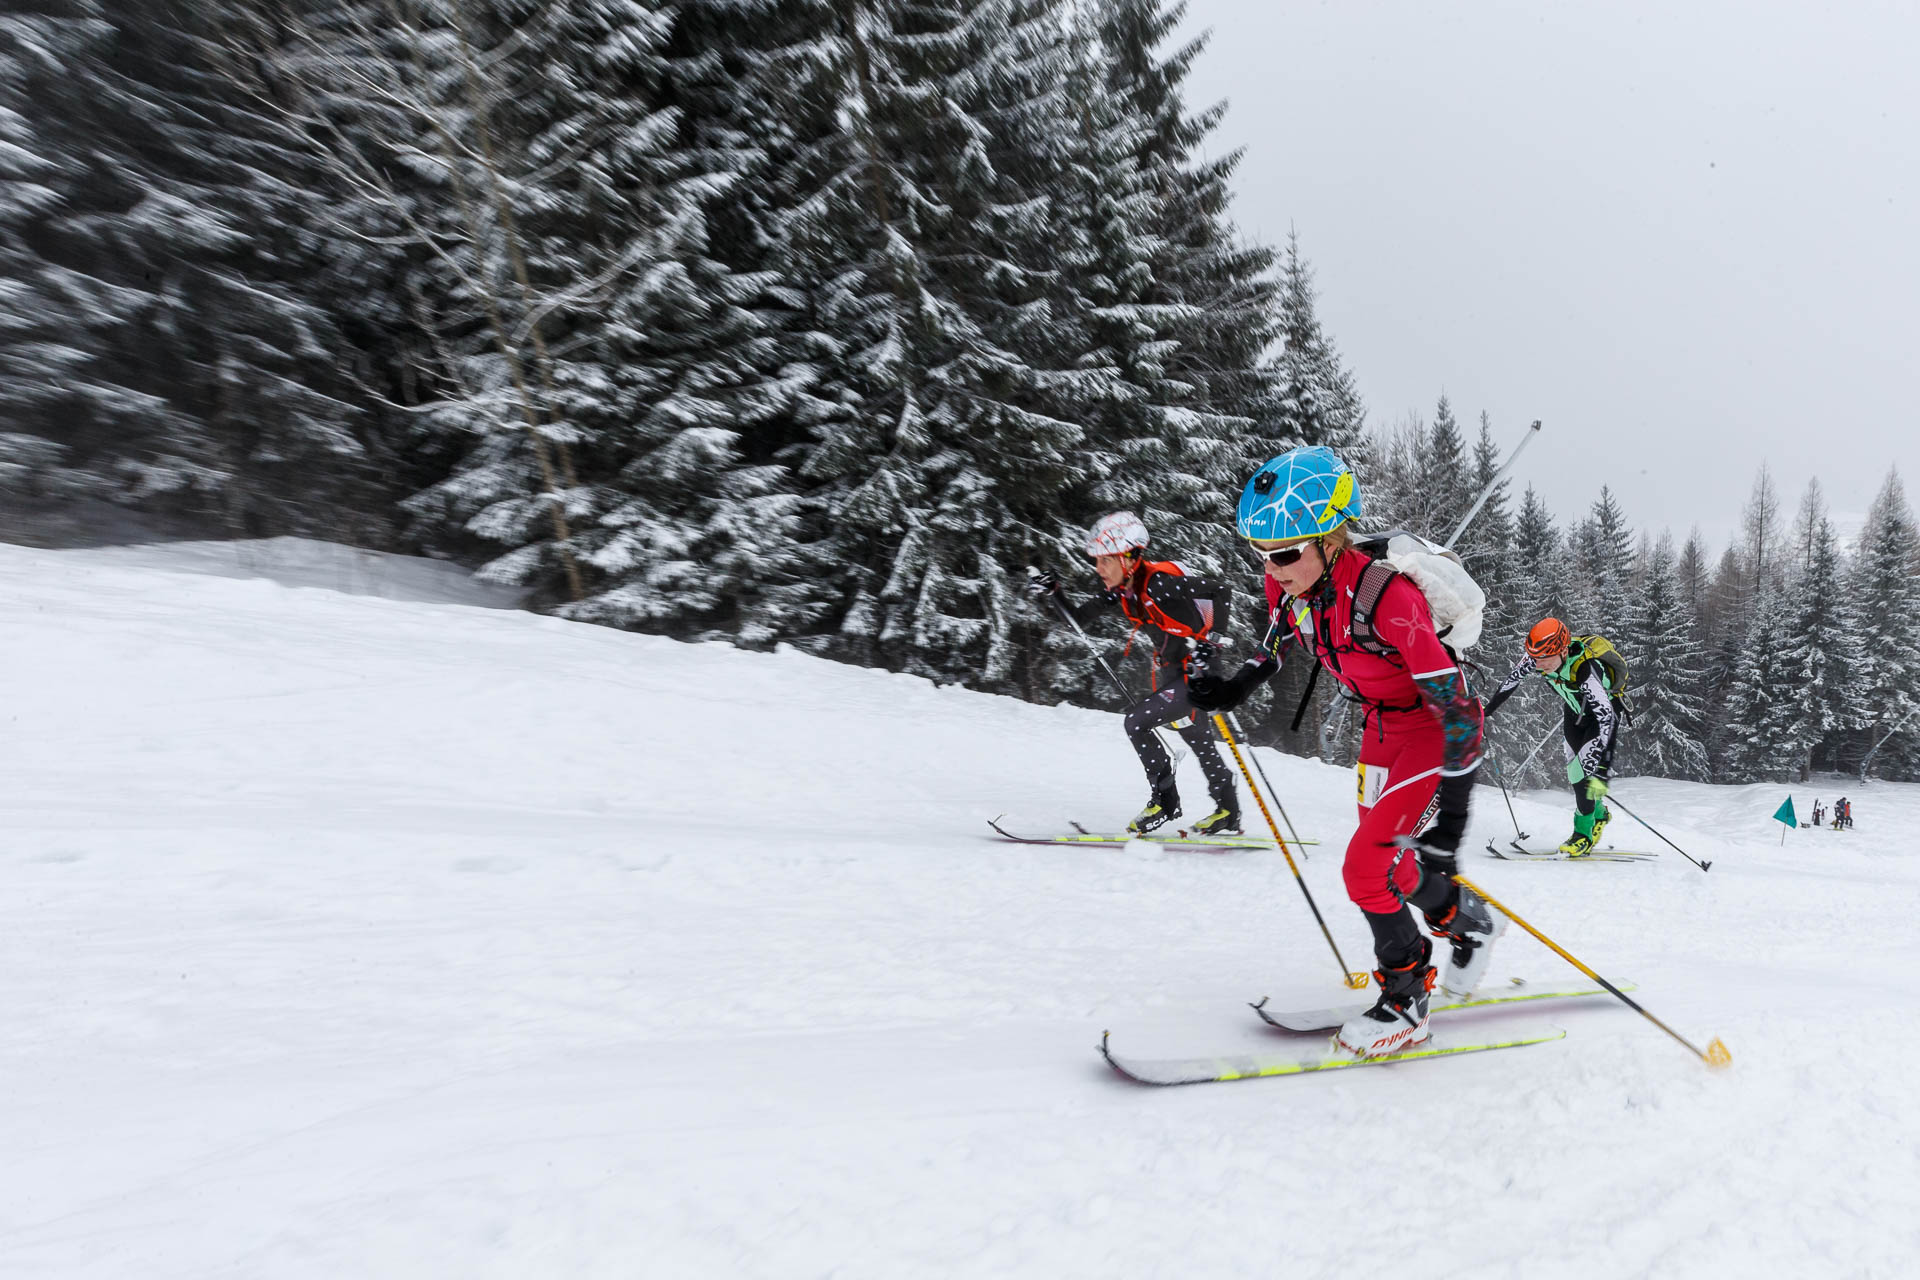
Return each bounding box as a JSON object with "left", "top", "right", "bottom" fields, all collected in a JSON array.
[
  {"left": 1028, "top": 511, "right": 1240, "bottom": 836},
  {"left": 1484, "top": 620, "right": 1628, "bottom": 858},
  {"left": 1811, "top": 799, "right": 1824, "bottom": 829},
  {"left": 1181, "top": 446, "right": 1501, "bottom": 1059}
]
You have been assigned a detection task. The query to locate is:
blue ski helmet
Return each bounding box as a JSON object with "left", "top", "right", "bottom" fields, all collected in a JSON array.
[{"left": 1236, "top": 446, "right": 1363, "bottom": 543}]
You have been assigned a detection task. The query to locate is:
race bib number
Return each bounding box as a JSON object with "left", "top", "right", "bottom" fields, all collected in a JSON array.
[{"left": 1356, "top": 762, "right": 1390, "bottom": 809}]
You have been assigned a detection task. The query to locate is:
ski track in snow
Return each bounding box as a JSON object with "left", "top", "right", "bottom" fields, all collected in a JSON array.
[{"left": 0, "top": 540, "right": 1915, "bottom": 1278}]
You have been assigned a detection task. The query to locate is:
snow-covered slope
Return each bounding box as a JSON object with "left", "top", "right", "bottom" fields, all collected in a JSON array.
[
  {"left": 0, "top": 541, "right": 1912, "bottom": 1278},
  {"left": 58, "top": 535, "right": 528, "bottom": 609}
]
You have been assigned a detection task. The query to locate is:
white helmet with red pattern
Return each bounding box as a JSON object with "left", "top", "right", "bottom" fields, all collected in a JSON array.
[{"left": 1084, "top": 511, "right": 1149, "bottom": 558}]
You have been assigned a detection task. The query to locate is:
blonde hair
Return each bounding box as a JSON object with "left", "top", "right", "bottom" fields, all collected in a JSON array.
[{"left": 1320, "top": 524, "right": 1356, "bottom": 556}]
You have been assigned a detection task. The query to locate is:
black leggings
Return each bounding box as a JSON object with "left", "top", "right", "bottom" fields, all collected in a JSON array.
[
  {"left": 1564, "top": 705, "right": 1616, "bottom": 819},
  {"left": 1124, "top": 685, "right": 1238, "bottom": 805}
]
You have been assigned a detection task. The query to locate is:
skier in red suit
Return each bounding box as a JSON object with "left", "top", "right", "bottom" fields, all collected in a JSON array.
[{"left": 1187, "top": 445, "right": 1502, "bottom": 1057}]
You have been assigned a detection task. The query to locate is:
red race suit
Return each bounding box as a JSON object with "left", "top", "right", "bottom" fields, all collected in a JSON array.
[{"left": 1265, "top": 549, "right": 1483, "bottom": 913}]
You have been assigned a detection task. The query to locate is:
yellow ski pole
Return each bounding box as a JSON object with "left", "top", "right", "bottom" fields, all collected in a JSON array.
[
  {"left": 1453, "top": 874, "right": 1731, "bottom": 1069},
  {"left": 1214, "top": 714, "right": 1368, "bottom": 990}
]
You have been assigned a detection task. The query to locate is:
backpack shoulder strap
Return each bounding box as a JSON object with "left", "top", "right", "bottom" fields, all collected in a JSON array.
[{"left": 1347, "top": 554, "right": 1404, "bottom": 658}]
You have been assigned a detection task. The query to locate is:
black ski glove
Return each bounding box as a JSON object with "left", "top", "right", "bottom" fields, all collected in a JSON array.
[
  {"left": 1416, "top": 768, "right": 1477, "bottom": 856},
  {"left": 1026, "top": 571, "right": 1063, "bottom": 600},
  {"left": 1186, "top": 652, "right": 1278, "bottom": 712},
  {"left": 1393, "top": 767, "right": 1478, "bottom": 924}
]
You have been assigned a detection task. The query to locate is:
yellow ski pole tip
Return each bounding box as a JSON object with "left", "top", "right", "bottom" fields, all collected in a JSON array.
[
  {"left": 1347, "top": 971, "right": 1371, "bottom": 989},
  {"left": 1705, "top": 1038, "right": 1732, "bottom": 1070}
]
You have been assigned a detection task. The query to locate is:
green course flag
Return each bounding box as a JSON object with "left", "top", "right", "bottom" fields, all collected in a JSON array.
[{"left": 1774, "top": 796, "right": 1796, "bottom": 844}]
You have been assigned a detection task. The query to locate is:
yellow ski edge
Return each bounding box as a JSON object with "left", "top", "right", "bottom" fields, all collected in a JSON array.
[{"left": 1099, "top": 1028, "right": 1567, "bottom": 1086}]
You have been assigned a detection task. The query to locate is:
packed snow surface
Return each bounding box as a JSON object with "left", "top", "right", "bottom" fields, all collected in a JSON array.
[{"left": 1, "top": 541, "right": 1913, "bottom": 1278}]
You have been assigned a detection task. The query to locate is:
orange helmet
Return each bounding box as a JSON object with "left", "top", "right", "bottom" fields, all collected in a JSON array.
[{"left": 1526, "top": 617, "right": 1571, "bottom": 659}]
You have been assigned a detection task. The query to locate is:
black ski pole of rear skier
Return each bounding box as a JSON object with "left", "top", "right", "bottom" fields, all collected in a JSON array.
[
  {"left": 1032, "top": 567, "right": 1133, "bottom": 700},
  {"left": 1217, "top": 714, "right": 1369, "bottom": 989},
  {"left": 1448, "top": 867, "right": 1730, "bottom": 1069},
  {"left": 1487, "top": 749, "right": 1529, "bottom": 846},
  {"left": 1606, "top": 794, "right": 1712, "bottom": 872},
  {"left": 1028, "top": 567, "right": 1187, "bottom": 767}
]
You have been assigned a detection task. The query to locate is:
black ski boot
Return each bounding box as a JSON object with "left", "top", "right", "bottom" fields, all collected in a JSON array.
[
  {"left": 1128, "top": 785, "right": 1181, "bottom": 834},
  {"left": 1425, "top": 883, "right": 1506, "bottom": 1000}
]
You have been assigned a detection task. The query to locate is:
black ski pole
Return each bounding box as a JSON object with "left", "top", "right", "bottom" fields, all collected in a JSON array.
[
  {"left": 1487, "top": 749, "right": 1529, "bottom": 846},
  {"left": 1027, "top": 567, "right": 1186, "bottom": 767},
  {"left": 1030, "top": 568, "right": 1131, "bottom": 700},
  {"left": 1606, "top": 793, "right": 1712, "bottom": 873},
  {"left": 1185, "top": 623, "right": 1310, "bottom": 853}
]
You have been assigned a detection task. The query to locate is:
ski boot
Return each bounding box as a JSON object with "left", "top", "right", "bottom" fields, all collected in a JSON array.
[
  {"left": 1558, "top": 831, "right": 1595, "bottom": 858},
  {"left": 1128, "top": 786, "right": 1181, "bottom": 834},
  {"left": 1190, "top": 804, "right": 1242, "bottom": 836},
  {"left": 1335, "top": 938, "right": 1435, "bottom": 1058},
  {"left": 1589, "top": 807, "right": 1612, "bottom": 847},
  {"left": 1426, "top": 883, "right": 1507, "bottom": 1001}
]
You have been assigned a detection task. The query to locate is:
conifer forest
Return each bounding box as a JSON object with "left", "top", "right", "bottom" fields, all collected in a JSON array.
[{"left": 5, "top": 0, "right": 1915, "bottom": 785}]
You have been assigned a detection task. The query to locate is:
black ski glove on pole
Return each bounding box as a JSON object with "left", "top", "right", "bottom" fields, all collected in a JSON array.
[
  {"left": 1026, "top": 570, "right": 1064, "bottom": 600},
  {"left": 1418, "top": 768, "right": 1476, "bottom": 856},
  {"left": 1186, "top": 652, "right": 1278, "bottom": 712},
  {"left": 1400, "top": 767, "right": 1478, "bottom": 922}
]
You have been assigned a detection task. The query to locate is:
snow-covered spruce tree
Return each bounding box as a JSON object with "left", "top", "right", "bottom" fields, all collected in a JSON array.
[
  {"left": 1093, "top": 0, "right": 1281, "bottom": 441},
  {"left": 1416, "top": 394, "right": 1472, "bottom": 545},
  {"left": 1696, "top": 467, "right": 1783, "bottom": 704},
  {"left": 1717, "top": 580, "right": 1797, "bottom": 783},
  {"left": 1741, "top": 463, "right": 1786, "bottom": 597},
  {"left": 1777, "top": 512, "right": 1864, "bottom": 779},
  {"left": 1841, "top": 471, "right": 1920, "bottom": 779},
  {"left": 775, "top": 0, "right": 1106, "bottom": 690},
  {"left": 1266, "top": 231, "right": 1364, "bottom": 456},
  {"left": 1690, "top": 540, "right": 1744, "bottom": 757},
  {"left": 502, "top": 0, "right": 820, "bottom": 642},
  {"left": 0, "top": 3, "right": 107, "bottom": 506},
  {"left": 2, "top": 0, "right": 388, "bottom": 537},
  {"left": 1362, "top": 397, "right": 1476, "bottom": 549},
  {"left": 422, "top": 0, "right": 794, "bottom": 620},
  {"left": 1355, "top": 411, "right": 1427, "bottom": 536},
  {"left": 1573, "top": 485, "right": 1634, "bottom": 633},
  {"left": 247, "top": 0, "right": 609, "bottom": 598},
  {"left": 1009, "top": 16, "right": 1251, "bottom": 707},
  {"left": 1456, "top": 413, "right": 1514, "bottom": 571},
  {"left": 1677, "top": 527, "right": 1712, "bottom": 646},
  {"left": 1787, "top": 476, "right": 1830, "bottom": 579},
  {"left": 638, "top": 0, "right": 850, "bottom": 647},
  {"left": 1617, "top": 534, "right": 1710, "bottom": 780},
  {"left": 1490, "top": 485, "right": 1577, "bottom": 787}
]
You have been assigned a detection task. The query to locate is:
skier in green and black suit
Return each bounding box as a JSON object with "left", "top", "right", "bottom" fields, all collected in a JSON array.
[{"left": 1484, "top": 617, "right": 1628, "bottom": 857}]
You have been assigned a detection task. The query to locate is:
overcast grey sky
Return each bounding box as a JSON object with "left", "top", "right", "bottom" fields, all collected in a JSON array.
[{"left": 1175, "top": 0, "right": 1920, "bottom": 551}]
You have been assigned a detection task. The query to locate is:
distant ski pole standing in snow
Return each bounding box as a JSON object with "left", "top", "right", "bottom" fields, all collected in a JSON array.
[
  {"left": 1026, "top": 512, "right": 1241, "bottom": 837},
  {"left": 1184, "top": 446, "right": 1502, "bottom": 1059},
  {"left": 1483, "top": 618, "right": 1630, "bottom": 857}
]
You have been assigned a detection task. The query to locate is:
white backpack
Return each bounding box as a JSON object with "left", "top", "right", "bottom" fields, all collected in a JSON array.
[{"left": 1351, "top": 530, "right": 1487, "bottom": 653}]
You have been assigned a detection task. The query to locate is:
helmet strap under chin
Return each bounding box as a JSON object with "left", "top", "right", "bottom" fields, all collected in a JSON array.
[{"left": 1307, "top": 539, "right": 1337, "bottom": 597}]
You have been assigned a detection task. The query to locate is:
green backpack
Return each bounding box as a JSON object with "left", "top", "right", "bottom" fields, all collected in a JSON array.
[{"left": 1571, "top": 634, "right": 1631, "bottom": 719}]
